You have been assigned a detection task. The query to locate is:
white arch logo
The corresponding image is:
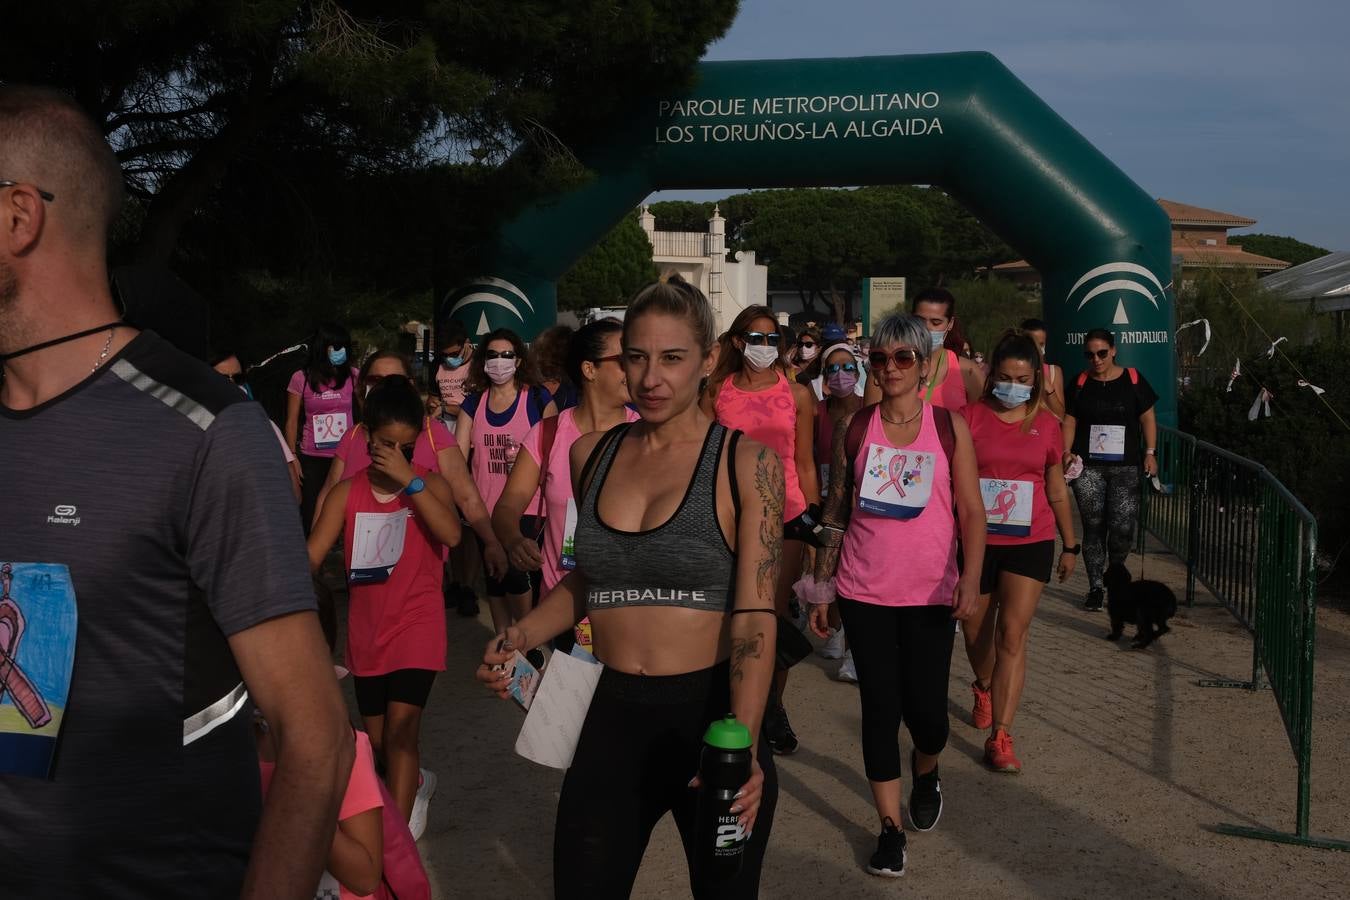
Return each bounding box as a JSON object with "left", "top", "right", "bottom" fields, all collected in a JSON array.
[
  {"left": 446, "top": 276, "right": 535, "bottom": 335},
  {"left": 1065, "top": 262, "right": 1167, "bottom": 326}
]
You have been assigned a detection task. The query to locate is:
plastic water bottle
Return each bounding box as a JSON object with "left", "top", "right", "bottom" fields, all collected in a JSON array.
[{"left": 693, "top": 716, "right": 753, "bottom": 882}]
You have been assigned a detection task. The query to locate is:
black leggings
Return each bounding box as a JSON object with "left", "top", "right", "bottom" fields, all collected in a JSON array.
[
  {"left": 1072, "top": 465, "right": 1140, "bottom": 591},
  {"left": 836, "top": 599, "right": 955, "bottom": 782},
  {"left": 299, "top": 453, "right": 334, "bottom": 536},
  {"left": 554, "top": 661, "right": 777, "bottom": 899}
]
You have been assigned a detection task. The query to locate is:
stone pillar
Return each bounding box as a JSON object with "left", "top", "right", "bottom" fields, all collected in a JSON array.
[
  {"left": 708, "top": 204, "right": 725, "bottom": 323},
  {"left": 638, "top": 204, "right": 656, "bottom": 246}
]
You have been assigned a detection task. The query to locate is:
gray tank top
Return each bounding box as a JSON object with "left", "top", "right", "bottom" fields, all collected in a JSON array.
[{"left": 574, "top": 422, "right": 738, "bottom": 613}]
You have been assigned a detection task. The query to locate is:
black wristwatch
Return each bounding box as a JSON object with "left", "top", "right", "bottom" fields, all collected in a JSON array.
[{"left": 1062, "top": 544, "right": 1081, "bottom": 555}]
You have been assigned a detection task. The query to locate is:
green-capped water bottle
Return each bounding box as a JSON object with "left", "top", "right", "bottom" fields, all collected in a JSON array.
[{"left": 693, "top": 715, "right": 753, "bottom": 882}]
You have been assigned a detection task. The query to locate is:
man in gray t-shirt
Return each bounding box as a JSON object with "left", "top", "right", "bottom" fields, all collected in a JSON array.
[{"left": 0, "top": 86, "right": 353, "bottom": 898}]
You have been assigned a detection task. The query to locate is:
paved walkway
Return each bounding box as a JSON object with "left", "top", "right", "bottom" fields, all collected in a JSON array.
[{"left": 343, "top": 538, "right": 1350, "bottom": 898}]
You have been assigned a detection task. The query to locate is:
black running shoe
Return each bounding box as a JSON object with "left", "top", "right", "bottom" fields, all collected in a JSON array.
[
  {"left": 908, "top": 751, "right": 943, "bottom": 832},
  {"left": 1084, "top": 588, "right": 1104, "bottom": 611},
  {"left": 866, "top": 817, "right": 907, "bottom": 877},
  {"left": 764, "top": 700, "right": 799, "bottom": 755}
]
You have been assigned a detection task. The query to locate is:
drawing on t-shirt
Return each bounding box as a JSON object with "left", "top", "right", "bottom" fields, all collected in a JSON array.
[
  {"left": 0, "top": 562, "right": 78, "bottom": 778},
  {"left": 980, "top": 478, "right": 1034, "bottom": 537},
  {"left": 858, "top": 445, "right": 934, "bottom": 519}
]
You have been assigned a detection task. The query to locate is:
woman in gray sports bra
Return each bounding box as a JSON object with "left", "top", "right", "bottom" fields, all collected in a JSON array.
[{"left": 477, "top": 275, "right": 785, "bottom": 899}]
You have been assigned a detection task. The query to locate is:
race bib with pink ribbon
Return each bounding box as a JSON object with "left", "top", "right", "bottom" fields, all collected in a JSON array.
[
  {"left": 312, "top": 411, "right": 349, "bottom": 451},
  {"left": 349, "top": 510, "right": 410, "bottom": 585},
  {"left": 858, "top": 443, "right": 935, "bottom": 519},
  {"left": 979, "top": 477, "right": 1033, "bottom": 537}
]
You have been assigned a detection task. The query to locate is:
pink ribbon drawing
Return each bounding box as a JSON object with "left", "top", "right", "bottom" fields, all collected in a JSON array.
[
  {"left": 876, "top": 454, "right": 908, "bottom": 497},
  {"left": 987, "top": 485, "right": 1018, "bottom": 523}
]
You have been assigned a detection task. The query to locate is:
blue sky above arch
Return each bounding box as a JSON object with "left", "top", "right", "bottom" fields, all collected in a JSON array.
[{"left": 650, "top": 0, "right": 1348, "bottom": 251}]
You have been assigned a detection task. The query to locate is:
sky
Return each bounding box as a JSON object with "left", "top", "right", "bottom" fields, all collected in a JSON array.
[{"left": 649, "top": 0, "right": 1350, "bottom": 251}]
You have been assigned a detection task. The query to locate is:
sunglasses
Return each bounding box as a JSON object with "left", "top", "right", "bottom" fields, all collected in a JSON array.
[
  {"left": 1083, "top": 348, "right": 1111, "bottom": 360},
  {"left": 484, "top": 350, "right": 518, "bottom": 360},
  {"left": 798, "top": 340, "right": 817, "bottom": 349},
  {"left": 591, "top": 353, "right": 623, "bottom": 366},
  {"left": 868, "top": 349, "right": 920, "bottom": 371},
  {"left": 741, "top": 331, "right": 781, "bottom": 346},
  {"left": 0, "top": 180, "right": 55, "bottom": 202},
  {"left": 825, "top": 362, "right": 859, "bottom": 375}
]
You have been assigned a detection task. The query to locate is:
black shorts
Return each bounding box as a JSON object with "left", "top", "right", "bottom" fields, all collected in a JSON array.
[
  {"left": 352, "top": 669, "right": 438, "bottom": 717},
  {"left": 474, "top": 515, "right": 541, "bottom": 596},
  {"left": 979, "top": 540, "right": 1055, "bottom": 594}
]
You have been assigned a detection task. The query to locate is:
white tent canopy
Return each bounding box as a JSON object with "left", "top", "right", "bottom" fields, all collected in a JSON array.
[{"left": 1261, "top": 251, "right": 1350, "bottom": 313}]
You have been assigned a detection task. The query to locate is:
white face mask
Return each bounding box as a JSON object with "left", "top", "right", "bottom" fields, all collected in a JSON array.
[
  {"left": 743, "top": 344, "right": 780, "bottom": 371},
  {"left": 798, "top": 346, "right": 819, "bottom": 362},
  {"left": 484, "top": 358, "right": 517, "bottom": 385}
]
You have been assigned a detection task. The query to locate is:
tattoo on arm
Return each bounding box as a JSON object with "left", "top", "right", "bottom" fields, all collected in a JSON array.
[
  {"left": 754, "top": 447, "right": 785, "bottom": 606},
  {"left": 815, "top": 414, "right": 854, "bottom": 579},
  {"left": 730, "top": 631, "right": 766, "bottom": 684}
]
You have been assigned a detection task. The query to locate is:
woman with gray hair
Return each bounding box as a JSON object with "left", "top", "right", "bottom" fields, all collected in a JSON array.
[{"left": 806, "top": 313, "right": 985, "bottom": 878}]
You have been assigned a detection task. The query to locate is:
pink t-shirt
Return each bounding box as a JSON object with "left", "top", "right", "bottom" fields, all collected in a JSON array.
[
  {"left": 521, "top": 407, "right": 640, "bottom": 593},
  {"left": 260, "top": 730, "right": 383, "bottom": 900},
  {"left": 435, "top": 347, "right": 473, "bottom": 409},
  {"left": 470, "top": 388, "right": 542, "bottom": 516},
  {"left": 342, "top": 469, "right": 447, "bottom": 676},
  {"left": 836, "top": 405, "right": 958, "bottom": 607},
  {"left": 335, "top": 416, "right": 452, "bottom": 477},
  {"left": 269, "top": 421, "right": 297, "bottom": 465},
  {"left": 923, "top": 350, "right": 968, "bottom": 414},
  {"left": 967, "top": 402, "right": 1063, "bottom": 546},
  {"left": 714, "top": 371, "right": 807, "bottom": 521},
  {"left": 287, "top": 368, "right": 360, "bottom": 458}
]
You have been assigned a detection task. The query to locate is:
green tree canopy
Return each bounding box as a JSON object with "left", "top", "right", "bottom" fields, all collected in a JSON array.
[
  {"left": 1228, "top": 233, "right": 1330, "bottom": 268},
  {"left": 4, "top": 0, "right": 737, "bottom": 266},
  {"left": 651, "top": 186, "right": 1011, "bottom": 322},
  {"left": 557, "top": 213, "right": 658, "bottom": 311}
]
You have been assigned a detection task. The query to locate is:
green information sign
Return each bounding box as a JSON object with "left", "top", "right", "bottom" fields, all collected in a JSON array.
[{"left": 445, "top": 52, "right": 1176, "bottom": 424}]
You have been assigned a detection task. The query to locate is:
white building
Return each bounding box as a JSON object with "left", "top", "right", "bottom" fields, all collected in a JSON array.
[{"left": 638, "top": 204, "right": 768, "bottom": 334}]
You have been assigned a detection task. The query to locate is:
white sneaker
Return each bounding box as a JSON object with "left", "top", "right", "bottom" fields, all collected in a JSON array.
[
  {"left": 818, "top": 627, "right": 846, "bottom": 660},
  {"left": 409, "top": 767, "right": 437, "bottom": 841},
  {"left": 837, "top": 651, "right": 858, "bottom": 683}
]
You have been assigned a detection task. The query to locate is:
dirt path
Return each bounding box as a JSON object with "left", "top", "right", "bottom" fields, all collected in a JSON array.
[{"left": 347, "top": 539, "right": 1350, "bottom": 899}]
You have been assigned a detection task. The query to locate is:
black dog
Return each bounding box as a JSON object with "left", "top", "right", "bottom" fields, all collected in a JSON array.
[{"left": 1103, "top": 563, "right": 1177, "bottom": 649}]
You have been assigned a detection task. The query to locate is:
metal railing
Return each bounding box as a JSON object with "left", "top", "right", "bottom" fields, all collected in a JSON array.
[
  {"left": 1139, "top": 425, "right": 1345, "bottom": 849},
  {"left": 651, "top": 231, "right": 709, "bottom": 258}
]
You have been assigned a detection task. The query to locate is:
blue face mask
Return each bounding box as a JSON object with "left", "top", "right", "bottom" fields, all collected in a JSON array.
[
  {"left": 992, "top": 381, "right": 1034, "bottom": 409},
  {"left": 327, "top": 346, "right": 348, "bottom": 367},
  {"left": 929, "top": 329, "right": 946, "bottom": 351},
  {"left": 443, "top": 355, "right": 463, "bottom": 369}
]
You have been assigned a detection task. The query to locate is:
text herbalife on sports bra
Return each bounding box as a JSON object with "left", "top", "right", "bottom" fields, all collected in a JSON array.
[{"left": 589, "top": 588, "right": 710, "bottom": 606}]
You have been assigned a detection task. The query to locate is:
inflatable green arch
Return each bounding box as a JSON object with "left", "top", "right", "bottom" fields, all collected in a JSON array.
[{"left": 444, "top": 52, "right": 1176, "bottom": 423}]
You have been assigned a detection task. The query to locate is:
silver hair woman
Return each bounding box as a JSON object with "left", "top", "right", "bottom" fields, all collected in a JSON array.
[{"left": 806, "top": 313, "right": 986, "bottom": 878}]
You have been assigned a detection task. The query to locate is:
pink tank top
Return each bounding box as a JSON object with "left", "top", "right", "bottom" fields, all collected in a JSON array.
[
  {"left": 835, "top": 405, "right": 958, "bottom": 607},
  {"left": 471, "top": 388, "right": 542, "bottom": 515},
  {"left": 715, "top": 371, "right": 806, "bottom": 520},
  {"left": 342, "top": 470, "right": 447, "bottom": 676},
  {"left": 924, "top": 350, "right": 968, "bottom": 413},
  {"left": 521, "top": 406, "right": 641, "bottom": 593}
]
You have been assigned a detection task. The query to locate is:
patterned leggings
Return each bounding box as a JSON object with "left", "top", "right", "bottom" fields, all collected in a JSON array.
[{"left": 1072, "top": 465, "right": 1140, "bottom": 591}]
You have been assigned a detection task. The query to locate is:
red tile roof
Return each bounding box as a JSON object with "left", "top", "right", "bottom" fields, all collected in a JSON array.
[
  {"left": 1156, "top": 198, "right": 1256, "bottom": 227},
  {"left": 1174, "top": 245, "right": 1289, "bottom": 270}
]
